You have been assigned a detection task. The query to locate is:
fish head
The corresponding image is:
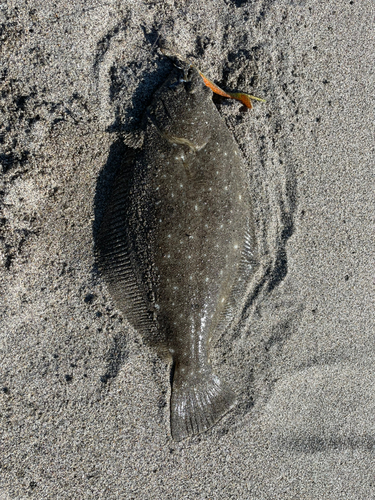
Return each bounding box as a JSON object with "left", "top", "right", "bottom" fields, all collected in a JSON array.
[{"left": 146, "top": 67, "right": 215, "bottom": 152}]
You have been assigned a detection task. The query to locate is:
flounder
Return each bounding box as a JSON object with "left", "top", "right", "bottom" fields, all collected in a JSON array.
[{"left": 97, "top": 64, "right": 258, "bottom": 441}]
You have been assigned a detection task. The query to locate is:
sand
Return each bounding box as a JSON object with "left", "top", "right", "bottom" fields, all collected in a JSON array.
[{"left": 1, "top": 0, "right": 374, "bottom": 498}]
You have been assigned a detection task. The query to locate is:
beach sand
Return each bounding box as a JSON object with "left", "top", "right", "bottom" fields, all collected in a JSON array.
[{"left": 1, "top": 0, "right": 374, "bottom": 498}]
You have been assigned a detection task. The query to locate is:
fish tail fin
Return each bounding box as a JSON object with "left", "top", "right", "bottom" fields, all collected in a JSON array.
[{"left": 170, "top": 366, "right": 236, "bottom": 441}]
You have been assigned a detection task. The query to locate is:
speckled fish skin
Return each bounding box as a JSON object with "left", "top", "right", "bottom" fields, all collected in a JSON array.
[{"left": 97, "top": 66, "right": 258, "bottom": 441}]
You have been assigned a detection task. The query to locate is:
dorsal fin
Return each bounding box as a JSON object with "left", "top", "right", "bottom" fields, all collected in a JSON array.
[{"left": 95, "top": 148, "right": 156, "bottom": 336}]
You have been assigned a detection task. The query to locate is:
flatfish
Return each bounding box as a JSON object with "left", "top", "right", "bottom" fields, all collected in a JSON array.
[{"left": 96, "top": 65, "right": 258, "bottom": 441}]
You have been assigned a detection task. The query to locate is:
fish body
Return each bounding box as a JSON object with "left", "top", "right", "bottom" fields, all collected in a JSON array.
[{"left": 97, "top": 66, "right": 257, "bottom": 440}]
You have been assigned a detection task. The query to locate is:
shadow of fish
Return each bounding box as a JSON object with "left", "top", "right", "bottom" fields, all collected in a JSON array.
[{"left": 96, "top": 65, "right": 258, "bottom": 441}]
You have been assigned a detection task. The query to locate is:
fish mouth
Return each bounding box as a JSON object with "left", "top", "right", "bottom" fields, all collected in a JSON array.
[{"left": 147, "top": 112, "right": 209, "bottom": 152}]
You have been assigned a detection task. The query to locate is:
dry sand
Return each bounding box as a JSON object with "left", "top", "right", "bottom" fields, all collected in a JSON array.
[{"left": 1, "top": 0, "right": 374, "bottom": 498}]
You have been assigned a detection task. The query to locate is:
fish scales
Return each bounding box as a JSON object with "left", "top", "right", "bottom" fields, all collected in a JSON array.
[{"left": 97, "top": 66, "right": 258, "bottom": 440}]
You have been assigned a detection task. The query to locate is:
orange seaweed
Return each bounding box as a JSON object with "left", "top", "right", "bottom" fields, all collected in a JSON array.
[{"left": 198, "top": 70, "right": 265, "bottom": 109}]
